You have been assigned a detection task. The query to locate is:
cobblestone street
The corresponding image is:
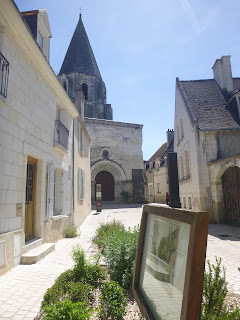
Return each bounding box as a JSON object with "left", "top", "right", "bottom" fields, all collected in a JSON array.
[{"left": 0, "top": 203, "right": 239, "bottom": 319}]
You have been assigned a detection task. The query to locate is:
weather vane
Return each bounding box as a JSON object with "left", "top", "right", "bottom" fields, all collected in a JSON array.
[{"left": 79, "top": 7, "right": 82, "bottom": 18}]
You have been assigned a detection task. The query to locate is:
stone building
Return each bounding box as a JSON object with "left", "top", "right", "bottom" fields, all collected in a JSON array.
[
  {"left": 174, "top": 56, "right": 240, "bottom": 224},
  {"left": 58, "top": 15, "right": 146, "bottom": 202},
  {"left": 0, "top": 1, "right": 91, "bottom": 275},
  {"left": 145, "top": 130, "right": 174, "bottom": 203}
]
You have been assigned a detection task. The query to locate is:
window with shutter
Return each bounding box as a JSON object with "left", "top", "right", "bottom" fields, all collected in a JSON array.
[
  {"left": 78, "top": 168, "right": 85, "bottom": 200},
  {"left": 78, "top": 121, "right": 84, "bottom": 155}
]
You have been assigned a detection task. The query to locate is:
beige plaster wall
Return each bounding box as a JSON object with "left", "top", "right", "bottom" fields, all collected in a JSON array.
[{"left": 73, "top": 118, "right": 91, "bottom": 226}]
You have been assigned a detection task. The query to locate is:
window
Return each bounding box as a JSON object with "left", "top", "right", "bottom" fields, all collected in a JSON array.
[
  {"left": 78, "top": 121, "right": 84, "bottom": 154},
  {"left": 82, "top": 83, "right": 88, "bottom": 100},
  {"left": 180, "top": 118, "right": 184, "bottom": 139},
  {"left": 188, "top": 197, "right": 192, "bottom": 209},
  {"left": 183, "top": 197, "right": 186, "bottom": 209},
  {"left": 53, "top": 169, "right": 62, "bottom": 215},
  {"left": 78, "top": 168, "right": 85, "bottom": 200},
  {"left": 180, "top": 155, "right": 184, "bottom": 180},
  {"left": 177, "top": 125, "right": 180, "bottom": 143},
  {"left": 149, "top": 185, "right": 153, "bottom": 196},
  {"left": 185, "top": 150, "right": 190, "bottom": 178},
  {"left": 37, "top": 31, "right": 44, "bottom": 51},
  {"left": 63, "top": 80, "right": 67, "bottom": 92},
  {"left": 0, "top": 52, "right": 9, "bottom": 98}
]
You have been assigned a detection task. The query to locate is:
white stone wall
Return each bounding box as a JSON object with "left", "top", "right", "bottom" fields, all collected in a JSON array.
[
  {"left": 73, "top": 117, "right": 91, "bottom": 226},
  {"left": 174, "top": 86, "right": 202, "bottom": 211},
  {"left": 85, "top": 118, "right": 143, "bottom": 178},
  {"left": 84, "top": 118, "right": 144, "bottom": 202},
  {"left": 0, "top": 3, "right": 81, "bottom": 275}
]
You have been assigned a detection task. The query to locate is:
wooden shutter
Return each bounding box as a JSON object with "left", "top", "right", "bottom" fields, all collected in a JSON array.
[
  {"left": 78, "top": 167, "right": 81, "bottom": 199},
  {"left": 78, "top": 121, "right": 80, "bottom": 151},
  {"left": 80, "top": 128, "right": 84, "bottom": 155},
  {"left": 82, "top": 169, "right": 85, "bottom": 199},
  {"left": 47, "top": 163, "right": 54, "bottom": 218}
]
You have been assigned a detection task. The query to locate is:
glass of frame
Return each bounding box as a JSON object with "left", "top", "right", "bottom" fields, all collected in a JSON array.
[{"left": 132, "top": 204, "right": 209, "bottom": 320}]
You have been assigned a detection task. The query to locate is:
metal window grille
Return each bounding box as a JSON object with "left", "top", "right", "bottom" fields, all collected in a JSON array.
[
  {"left": 0, "top": 52, "right": 9, "bottom": 98},
  {"left": 54, "top": 120, "right": 69, "bottom": 149}
]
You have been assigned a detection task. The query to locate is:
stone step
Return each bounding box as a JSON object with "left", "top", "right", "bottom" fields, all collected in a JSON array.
[
  {"left": 24, "top": 238, "right": 42, "bottom": 254},
  {"left": 21, "top": 243, "right": 55, "bottom": 264}
]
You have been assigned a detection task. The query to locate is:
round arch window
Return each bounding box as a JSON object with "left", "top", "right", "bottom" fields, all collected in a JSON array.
[
  {"left": 103, "top": 150, "right": 109, "bottom": 158},
  {"left": 82, "top": 83, "right": 88, "bottom": 100}
]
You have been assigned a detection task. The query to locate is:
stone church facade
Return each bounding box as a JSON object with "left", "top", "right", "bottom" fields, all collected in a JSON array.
[{"left": 58, "top": 15, "right": 146, "bottom": 202}]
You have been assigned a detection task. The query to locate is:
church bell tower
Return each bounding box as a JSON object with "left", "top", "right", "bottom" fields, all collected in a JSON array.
[{"left": 58, "top": 14, "right": 113, "bottom": 120}]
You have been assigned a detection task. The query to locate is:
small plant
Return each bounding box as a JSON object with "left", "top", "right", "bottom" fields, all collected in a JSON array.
[
  {"left": 65, "top": 225, "right": 78, "bottom": 238},
  {"left": 43, "top": 299, "right": 92, "bottom": 319},
  {"left": 99, "top": 281, "right": 127, "bottom": 320},
  {"left": 201, "top": 258, "right": 240, "bottom": 319},
  {"left": 121, "top": 190, "right": 131, "bottom": 202},
  {"left": 72, "top": 245, "right": 105, "bottom": 287},
  {"left": 93, "top": 220, "right": 124, "bottom": 251},
  {"left": 104, "top": 225, "right": 139, "bottom": 289},
  {"left": 67, "top": 282, "right": 94, "bottom": 303}
]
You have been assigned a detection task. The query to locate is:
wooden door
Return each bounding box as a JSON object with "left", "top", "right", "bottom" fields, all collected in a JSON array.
[
  {"left": 25, "top": 158, "right": 36, "bottom": 241},
  {"left": 95, "top": 171, "right": 114, "bottom": 201},
  {"left": 222, "top": 166, "right": 240, "bottom": 225}
]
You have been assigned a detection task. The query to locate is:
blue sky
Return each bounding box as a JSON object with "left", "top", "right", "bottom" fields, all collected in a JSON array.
[{"left": 15, "top": 0, "right": 240, "bottom": 160}]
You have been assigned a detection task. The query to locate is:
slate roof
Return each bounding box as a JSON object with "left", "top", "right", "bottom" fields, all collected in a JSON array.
[
  {"left": 148, "top": 142, "right": 168, "bottom": 162},
  {"left": 59, "top": 15, "right": 101, "bottom": 79},
  {"left": 233, "top": 77, "right": 240, "bottom": 92},
  {"left": 177, "top": 78, "right": 240, "bottom": 130}
]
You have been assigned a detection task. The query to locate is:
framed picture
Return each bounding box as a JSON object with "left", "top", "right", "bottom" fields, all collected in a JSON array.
[{"left": 132, "top": 204, "right": 209, "bottom": 320}]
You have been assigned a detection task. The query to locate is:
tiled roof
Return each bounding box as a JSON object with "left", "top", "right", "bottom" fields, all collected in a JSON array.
[
  {"left": 233, "top": 78, "right": 240, "bottom": 92},
  {"left": 59, "top": 15, "right": 101, "bottom": 79},
  {"left": 177, "top": 78, "right": 239, "bottom": 130},
  {"left": 148, "top": 142, "right": 167, "bottom": 162}
]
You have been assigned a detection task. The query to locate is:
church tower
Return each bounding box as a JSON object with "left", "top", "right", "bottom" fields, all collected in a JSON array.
[
  {"left": 59, "top": 14, "right": 147, "bottom": 203},
  {"left": 58, "top": 15, "right": 113, "bottom": 120}
]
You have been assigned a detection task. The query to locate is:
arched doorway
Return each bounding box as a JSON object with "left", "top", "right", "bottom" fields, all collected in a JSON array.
[
  {"left": 222, "top": 166, "right": 240, "bottom": 225},
  {"left": 95, "top": 171, "right": 114, "bottom": 201}
]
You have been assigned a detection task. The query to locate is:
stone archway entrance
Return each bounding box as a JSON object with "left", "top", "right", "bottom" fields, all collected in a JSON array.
[
  {"left": 222, "top": 166, "right": 240, "bottom": 225},
  {"left": 95, "top": 171, "right": 114, "bottom": 201}
]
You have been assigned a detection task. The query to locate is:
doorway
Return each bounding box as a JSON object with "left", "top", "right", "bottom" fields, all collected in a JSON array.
[
  {"left": 25, "top": 157, "right": 37, "bottom": 241},
  {"left": 95, "top": 171, "right": 114, "bottom": 201},
  {"left": 222, "top": 166, "right": 240, "bottom": 225}
]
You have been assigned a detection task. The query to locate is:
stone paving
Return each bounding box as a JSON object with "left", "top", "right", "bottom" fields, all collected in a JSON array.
[{"left": 0, "top": 203, "right": 239, "bottom": 319}]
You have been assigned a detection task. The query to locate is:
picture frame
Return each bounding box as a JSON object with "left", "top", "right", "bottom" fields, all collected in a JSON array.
[{"left": 132, "top": 204, "right": 209, "bottom": 320}]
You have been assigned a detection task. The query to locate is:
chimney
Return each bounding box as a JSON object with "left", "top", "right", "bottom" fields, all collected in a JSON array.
[
  {"left": 75, "top": 89, "right": 85, "bottom": 121},
  {"left": 166, "top": 129, "right": 174, "bottom": 148},
  {"left": 212, "top": 56, "right": 233, "bottom": 95}
]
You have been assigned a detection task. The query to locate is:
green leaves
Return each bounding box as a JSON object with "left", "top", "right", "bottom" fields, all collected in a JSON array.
[
  {"left": 99, "top": 281, "right": 127, "bottom": 320},
  {"left": 201, "top": 258, "right": 240, "bottom": 319},
  {"left": 103, "top": 225, "right": 139, "bottom": 289}
]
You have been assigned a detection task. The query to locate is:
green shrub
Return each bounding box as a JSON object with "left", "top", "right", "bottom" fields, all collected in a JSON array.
[
  {"left": 99, "top": 281, "right": 127, "bottom": 320},
  {"left": 65, "top": 225, "right": 78, "bottom": 238},
  {"left": 120, "top": 190, "right": 131, "bottom": 202},
  {"left": 43, "top": 299, "right": 92, "bottom": 319},
  {"left": 42, "top": 269, "right": 75, "bottom": 308},
  {"left": 103, "top": 225, "right": 139, "bottom": 289},
  {"left": 201, "top": 258, "right": 240, "bottom": 319},
  {"left": 72, "top": 245, "right": 105, "bottom": 287},
  {"left": 201, "top": 258, "right": 227, "bottom": 318},
  {"left": 67, "top": 282, "right": 94, "bottom": 303},
  {"left": 93, "top": 220, "right": 124, "bottom": 250}
]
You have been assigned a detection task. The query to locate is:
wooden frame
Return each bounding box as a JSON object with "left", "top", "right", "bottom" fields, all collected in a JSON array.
[{"left": 132, "top": 204, "right": 209, "bottom": 320}]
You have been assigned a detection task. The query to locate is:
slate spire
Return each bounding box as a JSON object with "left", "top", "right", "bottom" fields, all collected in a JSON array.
[{"left": 59, "top": 15, "right": 102, "bottom": 79}]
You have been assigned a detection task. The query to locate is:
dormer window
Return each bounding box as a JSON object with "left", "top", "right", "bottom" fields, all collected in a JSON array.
[{"left": 82, "top": 83, "right": 88, "bottom": 100}]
